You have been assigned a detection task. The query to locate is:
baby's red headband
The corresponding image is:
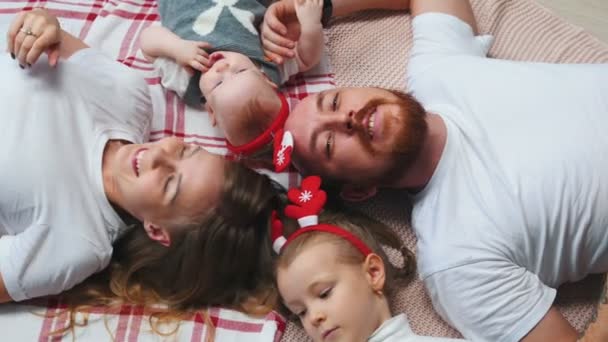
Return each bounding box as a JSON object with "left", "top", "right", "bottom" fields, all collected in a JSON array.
[
  {"left": 226, "top": 92, "right": 290, "bottom": 159},
  {"left": 271, "top": 176, "right": 373, "bottom": 256},
  {"left": 223, "top": 91, "right": 297, "bottom": 173}
]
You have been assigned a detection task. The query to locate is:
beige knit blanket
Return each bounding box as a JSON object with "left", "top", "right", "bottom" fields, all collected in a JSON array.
[{"left": 282, "top": 0, "right": 608, "bottom": 340}]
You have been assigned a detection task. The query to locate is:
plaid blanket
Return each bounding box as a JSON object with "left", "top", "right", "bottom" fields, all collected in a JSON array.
[{"left": 0, "top": 0, "right": 336, "bottom": 341}]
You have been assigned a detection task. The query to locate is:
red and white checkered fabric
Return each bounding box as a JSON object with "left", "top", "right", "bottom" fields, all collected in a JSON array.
[
  {"left": 0, "top": 0, "right": 336, "bottom": 340},
  {"left": 1, "top": 298, "right": 286, "bottom": 342}
]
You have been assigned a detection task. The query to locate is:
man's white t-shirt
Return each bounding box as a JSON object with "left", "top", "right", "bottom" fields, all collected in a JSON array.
[
  {"left": 406, "top": 13, "right": 608, "bottom": 342},
  {"left": 0, "top": 49, "right": 151, "bottom": 301}
]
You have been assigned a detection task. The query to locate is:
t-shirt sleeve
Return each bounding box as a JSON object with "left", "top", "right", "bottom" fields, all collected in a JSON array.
[
  {"left": 153, "top": 57, "right": 190, "bottom": 98},
  {"left": 424, "top": 260, "right": 556, "bottom": 342},
  {"left": 407, "top": 12, "right": 494, "bottom": 78},
  {"left": 0, "top": 224, "right": 104, "bottom": 301},
  {"left": 279, "top": 58, "right": 301, "bottom": 83}
]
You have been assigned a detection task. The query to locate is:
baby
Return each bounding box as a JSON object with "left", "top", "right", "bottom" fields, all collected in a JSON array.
[
  {"left": 141, "top": 0, "right": 324, "bottom": 155},
  {"left": 272, "top": 176, "right": 468, "bottom": 341}
]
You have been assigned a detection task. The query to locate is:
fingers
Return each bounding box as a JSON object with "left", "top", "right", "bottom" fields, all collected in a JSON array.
[
  {"left": 264, "top": 8, "right": 288, "bottom": 36},
  {"left": 14, "top": 15, "right": 42, "bottom": 67},
  {"left": 26, "top": 25, "right": 59, "bottom": 67},
  {"left": 197, "top": 41, "right": 212, "bottom": 50},
  {"left": 192, "top": 54, "right": 210, "bottom": 72},
  {"left": 7, "top": 9, "right": 61, "bottom": 68},
  {"left": 190, "top": 60, "right": 207, "bottom": 73},
  {"left": 18, "top": 16, "right": 46, "bottom": 66},
  {"left": 262, "top": 29, "right": 295, "bottom": 60},
  {"left": 265, "top": 51, "right": 283, "bottom": 65},
  {"left": 46, "top": 46, "right": 60, "bottom": 67},
  {"left": 196, "top": 44, "right": 210, "bottom": 71},
  {"left": 6, "top": 11, "right": 26, "bottom": 58}
]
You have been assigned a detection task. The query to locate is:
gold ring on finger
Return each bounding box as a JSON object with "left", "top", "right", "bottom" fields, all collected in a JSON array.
[{"left": 19, "top": 27, "right": 39, "bottom": 38}]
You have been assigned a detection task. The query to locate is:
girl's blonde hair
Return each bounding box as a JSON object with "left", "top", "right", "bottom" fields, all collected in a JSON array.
[
  {"left": 276, "top": 206, "right": 416, "bottom": 304},
  {"left": 56, "top": 161, "right": 284, "bottom": 339}
]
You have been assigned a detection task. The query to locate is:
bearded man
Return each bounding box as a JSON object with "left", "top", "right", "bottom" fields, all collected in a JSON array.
[{"left": 262, "top": 0, "right": 608, "bottom": 341}]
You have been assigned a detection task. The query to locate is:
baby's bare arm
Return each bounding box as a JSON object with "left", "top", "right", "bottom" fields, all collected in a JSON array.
[
  {"left": 140, "top": 25, "right": 211, "bottom": 72},
  {"left": 140, "top": 25, "right": 184, "bottom": 61},
  {"left": 293, "top": 0, "right": 323, "bottom": 71}
]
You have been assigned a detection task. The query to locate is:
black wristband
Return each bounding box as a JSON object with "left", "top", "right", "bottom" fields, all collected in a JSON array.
[{"left": 321, "top": 0, "right": 333, "bottom": 28}]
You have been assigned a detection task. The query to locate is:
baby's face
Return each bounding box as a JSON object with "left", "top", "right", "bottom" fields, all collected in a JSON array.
[
  {"left": 199, "top": 51, "right": 272, "bottom": 144},
  {"left": 277, "top": 241, "right": 383, "bottom": 342}
]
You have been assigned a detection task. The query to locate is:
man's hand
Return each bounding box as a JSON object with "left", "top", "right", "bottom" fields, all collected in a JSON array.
[
  {"left": 6, "top": 8, "right": 62, "bottom": 67},
  {"left": 174, "top": 39, "right": 212, "bottom": 73},
  {"left": 261, "top": 0, "right": 300, "bottom": 64}
]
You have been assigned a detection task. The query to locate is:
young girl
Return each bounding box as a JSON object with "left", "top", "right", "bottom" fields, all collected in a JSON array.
[
  {"left": 140, "top": 0, "right": 324, "bottom": 157},
  {"left": 272, "top": 176, "right": 467, "bottom": 341}
]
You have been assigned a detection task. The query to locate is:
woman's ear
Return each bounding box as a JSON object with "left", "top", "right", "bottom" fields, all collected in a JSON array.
[
  {"left": 143, "top": 221, "right": 171, "bottom": 247},
  {"left": 363, "top": 253, "right": 386, "bottom": 293}
]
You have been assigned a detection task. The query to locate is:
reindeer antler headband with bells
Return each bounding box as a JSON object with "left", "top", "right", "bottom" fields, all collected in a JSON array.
[{"left": 271, "top": 176, "right": 373, "bottom": 256}]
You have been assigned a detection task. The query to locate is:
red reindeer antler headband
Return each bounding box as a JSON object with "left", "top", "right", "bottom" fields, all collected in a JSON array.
[
  {"left": 271, "top": 176, "right": 373, "bottom": 256},
  {"left": 226, "top": 92, "right": 290, "bottom": 158},
  {"left": 224, "top": 91, "right": 297, "bottom": 173}
]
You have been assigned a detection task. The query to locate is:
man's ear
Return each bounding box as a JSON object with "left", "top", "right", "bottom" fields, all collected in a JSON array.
[
  {"left": 143, "top": 221, "right": 171, "bottom": 247},
  {"left": 363, "top": 253, "right": 386, "bottom": 293},
  {"left": 205, "top": 103, "right": 217, "bottom": 127},
  {"left": 340, "top": 184, "right": 378, "bottom": 202}
]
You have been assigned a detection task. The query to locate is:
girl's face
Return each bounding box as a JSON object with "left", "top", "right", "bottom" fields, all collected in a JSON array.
[{"left": 277, "top": 241, "right": 388, "bottom": 342}]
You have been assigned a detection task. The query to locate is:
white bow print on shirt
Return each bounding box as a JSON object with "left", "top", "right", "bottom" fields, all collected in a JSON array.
[{"left": 193, "top": 0, "right": 258, "bottom": 37}]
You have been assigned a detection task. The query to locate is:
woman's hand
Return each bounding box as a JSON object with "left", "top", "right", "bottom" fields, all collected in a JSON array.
[
  {"left": 6, "top": 8, "right": 62, "bottom": 67},
  {"left": 261, "top": 0, "right": 300, "bottom": 64}
]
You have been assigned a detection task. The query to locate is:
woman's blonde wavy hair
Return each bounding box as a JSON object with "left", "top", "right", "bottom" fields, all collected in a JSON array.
[{"left": 54, "top": 161, "right": 285, "bottom": 341}]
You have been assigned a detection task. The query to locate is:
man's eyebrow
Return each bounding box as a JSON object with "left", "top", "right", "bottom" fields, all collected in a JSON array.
[
  {"left": 316, "top": 91, "right": 326, "bottom": 112},
  {"left": 309, "top": 92, "right": 327, "bottom": 153},
  {"left": 171, "top": 146, "right": 201, "bottom": 205}
]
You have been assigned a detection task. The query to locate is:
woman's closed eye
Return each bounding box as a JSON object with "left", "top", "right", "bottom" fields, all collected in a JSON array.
[{"left": 213, "top": 80, "right": 223, "bottom": 89}]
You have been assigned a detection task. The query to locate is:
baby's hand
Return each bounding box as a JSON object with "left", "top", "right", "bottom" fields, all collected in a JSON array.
[
  {"left": 294, "top": 0, "right": 323, "bottom": 31},
  {"left": 175, "top": 40, "right": 211, "bottom": 73}
]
